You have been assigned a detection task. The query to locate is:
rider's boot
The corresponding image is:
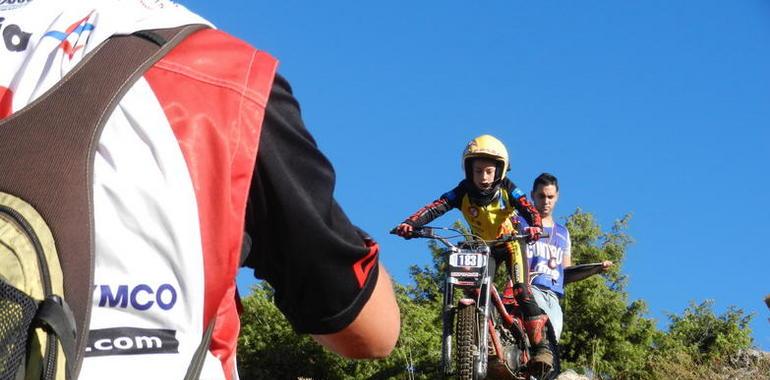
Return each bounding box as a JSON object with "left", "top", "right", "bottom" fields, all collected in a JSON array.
[{"left": 523, "top": 314, "right": 553, "bottom": 377}]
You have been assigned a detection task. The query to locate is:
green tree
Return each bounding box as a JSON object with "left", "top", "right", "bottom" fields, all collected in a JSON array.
[
  {"left": 237, "top": 209, "right": 763, "bottom": 379},
  {"left": 238, "top": 283, "right": 352, "bottom": 379},
  {"left": 646, "top": 300, "right": 760, "bottom": 379},
  {"left": 237, "top": 281, "right": 444, "bottom": 379},
  {"left": 559, "top": 209, "right": 660, "bottom": 379},
  {"left": 666, "top": 300, "right": 753, "bottom": 362},
  {"left": 560, "top": 210, "right": 760, "bottom": 379}
]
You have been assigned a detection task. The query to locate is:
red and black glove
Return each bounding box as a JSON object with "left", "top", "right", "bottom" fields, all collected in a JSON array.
[
  {"left": 524, "top": 226, "right": 542, "bottom": 243},
  {"left": 390, "top": 222, "right": 416, "bottom": 239}
]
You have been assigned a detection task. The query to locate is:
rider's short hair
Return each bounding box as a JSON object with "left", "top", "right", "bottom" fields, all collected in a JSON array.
[{"left": 533, "top": 172, "right": 559, "bottom": 192}]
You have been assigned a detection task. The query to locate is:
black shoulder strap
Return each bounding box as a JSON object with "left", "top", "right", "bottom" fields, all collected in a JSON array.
[{"left": 0, "top": 24, "right": 207, "bottom": 379}]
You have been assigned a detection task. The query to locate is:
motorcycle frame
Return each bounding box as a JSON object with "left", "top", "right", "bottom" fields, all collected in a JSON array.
[
  {"left": 440, "top": 246, "right": 533, "bottom": 379},
  {"left": 400, "top": 226, "right": 601, "bottom": 380},
  {"left": 440, "top": 245, "right": 494, "bottom": 379}
]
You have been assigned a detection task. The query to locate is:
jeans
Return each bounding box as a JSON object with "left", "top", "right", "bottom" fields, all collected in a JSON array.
[{"left": 531, "top": 285, "right": 563, "bottom": 341}]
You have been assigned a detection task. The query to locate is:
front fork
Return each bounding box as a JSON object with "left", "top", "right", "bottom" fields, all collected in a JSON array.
[
  {"left": 440, "top": 275, "right": 493, "bottom": 379},
  {"left": 476, "top": 277, "right": 492, "bottom": 379},
  {"left": 440, "top": 279, "right": 455, "bottom": 376}
]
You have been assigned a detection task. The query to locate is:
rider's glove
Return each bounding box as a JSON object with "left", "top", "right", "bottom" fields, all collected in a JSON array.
[
  {"left": 524, "top": 227, "right": 542, "bottom": 243},
  {"left": 395, "top": 221, "right": 416, "bottom": 239}
]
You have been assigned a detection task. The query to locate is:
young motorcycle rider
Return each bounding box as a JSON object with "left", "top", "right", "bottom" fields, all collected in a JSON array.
[{"left": 395, "top": 134, "right": 553, "bottom": 373}]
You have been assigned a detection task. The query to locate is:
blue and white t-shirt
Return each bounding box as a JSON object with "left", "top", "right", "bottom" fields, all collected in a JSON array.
[{"left": 518, "top": 216, "right": 571, "bottom": 297}]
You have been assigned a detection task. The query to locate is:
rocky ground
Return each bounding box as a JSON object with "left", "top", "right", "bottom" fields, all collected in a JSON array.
[
  {"left": 554, "top": 370, "right": 590, "bottom": 380},
  {"left": 553, "top": 349, "right": 770, "bottom": 380}
]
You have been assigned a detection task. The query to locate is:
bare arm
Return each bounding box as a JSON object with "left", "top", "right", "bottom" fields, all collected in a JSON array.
[{"left": 312, "top": 265, "right": 400, "bottom": 358}]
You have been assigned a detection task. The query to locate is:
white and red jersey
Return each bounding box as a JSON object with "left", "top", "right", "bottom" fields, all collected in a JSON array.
[
  {"left": 1, "top": 1, "right": 276, "bottom": 379},
  {"left": 2, "top": 2, "right": 382, "bottom": 379}
]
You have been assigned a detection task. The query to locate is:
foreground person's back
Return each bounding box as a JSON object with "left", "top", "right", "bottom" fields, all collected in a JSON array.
[{"left": 0, "top": 1, "right": 399, "bottom": 379}]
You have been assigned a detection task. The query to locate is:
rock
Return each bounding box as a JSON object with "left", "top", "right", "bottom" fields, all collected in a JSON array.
[{"left": 555, "top": 369, "right": 591, "bottom": 380}]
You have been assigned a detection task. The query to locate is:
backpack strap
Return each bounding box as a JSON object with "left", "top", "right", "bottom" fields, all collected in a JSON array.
[
  {"left": 183, "top": 317, "right": 217, "bottom": 380},
  {"left": 34, "top": 296, "right": 77, "bottom": 376},
  {"left": 0, "top": 24, "right": 207, "bottom": 379}
]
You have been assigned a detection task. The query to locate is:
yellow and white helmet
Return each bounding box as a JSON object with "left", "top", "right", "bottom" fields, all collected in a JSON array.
[{"left": 462, "top": 134, "right": 509, "bottom": 181}]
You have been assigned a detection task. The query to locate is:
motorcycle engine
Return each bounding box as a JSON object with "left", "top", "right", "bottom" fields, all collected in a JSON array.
[
  {"left": 503, "top": 344, "right": 523, "bottom": 372},
  {"left": 498, "top": 324, "right": 525, "bottom": 373}
]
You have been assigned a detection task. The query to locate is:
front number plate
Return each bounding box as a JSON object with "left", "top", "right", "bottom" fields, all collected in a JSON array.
[{"left": 449, "top": 253, "right": 486, "bottom": 268}]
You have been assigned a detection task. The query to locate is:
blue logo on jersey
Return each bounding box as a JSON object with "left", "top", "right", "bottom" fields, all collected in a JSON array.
[
  {"left": 41, "top": 16, "right": 95, "bottom": 58},
  {"left": 98, "top": 284, "right": 177, "bottom": 311}
]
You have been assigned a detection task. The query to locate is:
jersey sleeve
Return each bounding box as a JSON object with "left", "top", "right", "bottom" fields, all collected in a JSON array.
[
  {"left": 403, "top": 184, "right": 462, "bottom": 227},
  {"left": 502, "top": 178, "right": 542, "bottom": 228},
  {"left": 242, "top": 73, "right": 379, "bottom": 334}
]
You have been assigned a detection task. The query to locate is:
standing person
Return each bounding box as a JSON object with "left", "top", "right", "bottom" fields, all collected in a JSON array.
[
  {"left": 0, "top": 1, "right": 399, "bottom": 379},
  {"left": 520, "top": 173, "right": 612, "bottom": 341},
  {"left": 395, "top": 134, "right": 554, "bottom": 373}
]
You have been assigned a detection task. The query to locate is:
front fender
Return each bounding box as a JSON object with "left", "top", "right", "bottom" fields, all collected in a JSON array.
[{"left": 458, "top": 298, "right": 476, "bottom": 306}]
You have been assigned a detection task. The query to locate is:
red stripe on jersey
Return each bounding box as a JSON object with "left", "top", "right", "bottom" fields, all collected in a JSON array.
[
  {"left": 60, "top": 15, "right": 90, "bottom": 58},
  {"left": 353, "top": 242, "right": 379, "bottom": 288},
  {"left": 0, "top": 86, "right": 12, "bottom": 119},
  {"left": 144, "top": 29, "right": 277, "bottom": 379}
]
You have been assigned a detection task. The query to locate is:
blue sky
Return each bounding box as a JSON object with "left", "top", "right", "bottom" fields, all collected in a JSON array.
[{"left": 180, "top": 1, "right": 770, "bottom": 350}]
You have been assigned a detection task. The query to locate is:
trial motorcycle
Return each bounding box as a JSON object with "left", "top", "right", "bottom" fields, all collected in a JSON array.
[{"left": 394, "top": 225, "right": 606, "bottom": 380}]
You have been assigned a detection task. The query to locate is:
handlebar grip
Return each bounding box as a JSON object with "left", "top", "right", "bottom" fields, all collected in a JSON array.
[{"left": 390, "top": 225, "right": 426, "bottom": 239}]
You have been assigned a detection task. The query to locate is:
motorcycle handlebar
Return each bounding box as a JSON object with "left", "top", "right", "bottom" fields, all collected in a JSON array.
[
  {"left": 389, "top": 226, "right": 436, "bottom": 239},
  {"left": 390, "top": 226, "right": 550, "bottom": 244}
]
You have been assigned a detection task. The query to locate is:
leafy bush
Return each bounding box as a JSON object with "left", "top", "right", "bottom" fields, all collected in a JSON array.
[{"left": 237, "top": 210, "right": 764, "bottom": 379}]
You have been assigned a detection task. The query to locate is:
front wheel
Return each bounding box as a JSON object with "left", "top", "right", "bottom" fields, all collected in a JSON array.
[{"left": 455, "top": 303, "right": 479, "bottom": 380}]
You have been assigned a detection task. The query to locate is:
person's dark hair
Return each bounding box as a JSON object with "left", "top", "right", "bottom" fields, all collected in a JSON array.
[{"left": 533, "top": 172, "right": 559, "bottom": 192}]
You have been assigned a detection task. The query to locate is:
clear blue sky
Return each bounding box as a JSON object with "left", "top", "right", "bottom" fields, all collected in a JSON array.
[{"left": 180, "top": 1, "right": 770, "bottom": 350}]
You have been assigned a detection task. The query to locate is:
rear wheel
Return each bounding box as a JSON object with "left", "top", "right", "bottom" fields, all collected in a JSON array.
[{"left": 455, "top": 304, "right": 479, "bottom": 380}]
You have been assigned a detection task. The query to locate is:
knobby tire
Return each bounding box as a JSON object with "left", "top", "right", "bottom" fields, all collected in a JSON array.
[{"left": 455, "top": 304, "right": 478, "bottom": 380}]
